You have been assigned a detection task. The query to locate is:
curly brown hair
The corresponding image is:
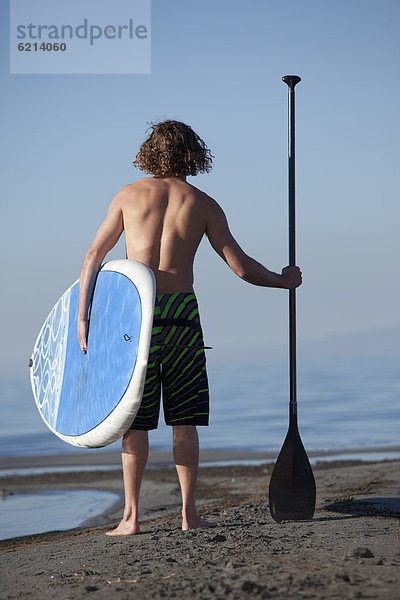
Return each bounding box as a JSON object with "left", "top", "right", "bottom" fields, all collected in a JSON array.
[{"left": 133, "top": 120, "right": 213, "bottom": 177}]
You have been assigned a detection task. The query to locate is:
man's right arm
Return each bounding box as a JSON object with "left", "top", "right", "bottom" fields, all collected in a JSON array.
[
  {"left": 205, "top": 198, "right": 302, "bottom": 290},
  {"left": 77, "top": 193, "right": 124, "bottom": 352}
]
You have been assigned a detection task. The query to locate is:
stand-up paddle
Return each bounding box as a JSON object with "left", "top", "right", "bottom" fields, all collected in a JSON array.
[{"left": 268, "top": 75, "right": 316, "bottom": 522}]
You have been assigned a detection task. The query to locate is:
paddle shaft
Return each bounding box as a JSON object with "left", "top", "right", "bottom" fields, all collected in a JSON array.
[{"left": 282, "top": 75, "right": 301, "bottom": 423}]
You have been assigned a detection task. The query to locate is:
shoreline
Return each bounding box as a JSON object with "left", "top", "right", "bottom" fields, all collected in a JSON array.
[
  {"left": 1, "top": 459, "right": 399, "bottom": 599},
  {"left": 1, "top": 444, "right": 400, "bottom": 475}
]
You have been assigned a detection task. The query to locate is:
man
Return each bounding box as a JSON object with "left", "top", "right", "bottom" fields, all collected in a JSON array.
[{"left": 77, "top": 120, "right": 302, "bottom": 535}]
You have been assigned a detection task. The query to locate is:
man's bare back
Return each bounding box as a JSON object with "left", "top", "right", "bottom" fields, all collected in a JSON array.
[{"left": 121, "top": 176, "right": 211, "bottom": 293}]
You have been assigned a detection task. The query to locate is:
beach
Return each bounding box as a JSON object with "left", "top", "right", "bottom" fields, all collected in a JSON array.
[{"left": 1, "top": 455, "right": 399, "bottom": 599}]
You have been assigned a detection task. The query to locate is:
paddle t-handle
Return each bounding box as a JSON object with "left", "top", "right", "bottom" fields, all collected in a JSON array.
[{"left": 282, "top": 75, "right": 301, "bottom": 90}]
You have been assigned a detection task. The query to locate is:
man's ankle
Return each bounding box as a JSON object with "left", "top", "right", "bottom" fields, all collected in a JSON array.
[
  {"left": 123, "top": 511, "right": 139, "bottom": 523},
  {"left": 182, "top": 507, "right": 197, "bottom": 520}
]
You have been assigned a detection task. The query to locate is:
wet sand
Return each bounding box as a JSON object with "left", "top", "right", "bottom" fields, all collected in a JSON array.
[{"left": 1, "top": 458, "right": 399, "bottom": 599}]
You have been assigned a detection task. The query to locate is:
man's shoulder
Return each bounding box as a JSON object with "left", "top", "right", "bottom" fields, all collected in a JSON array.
[
  {"left": 120, "top": 178, "right": 154, "bottom": 193},
  {"left": 184, "top": 182, "right": 218, "bottom": 206},
  {"left": 112, "top": 179, "right": 155, "bottom": 203}
]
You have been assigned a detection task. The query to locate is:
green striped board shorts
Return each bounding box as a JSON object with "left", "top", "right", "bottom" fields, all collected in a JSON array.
[{"left": 129, "top": 293, "right": 210, "bottom": 430}]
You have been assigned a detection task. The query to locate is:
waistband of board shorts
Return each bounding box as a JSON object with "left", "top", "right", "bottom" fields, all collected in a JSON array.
[{"left": 152, "top": 292, "right": 200, "bottom": 329}]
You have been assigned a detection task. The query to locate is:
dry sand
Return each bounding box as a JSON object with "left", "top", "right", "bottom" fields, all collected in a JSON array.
[{"left": 1, "top": 458, "right": 399, "bottom": 599}]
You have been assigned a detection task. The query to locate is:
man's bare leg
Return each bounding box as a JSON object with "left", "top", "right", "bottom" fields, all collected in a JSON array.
[
  {"left": 173, "top": 425, "right": 216, "bottom": 530},
  {"left": 106, "top": 429, "right": 149, "bottom": 536}
]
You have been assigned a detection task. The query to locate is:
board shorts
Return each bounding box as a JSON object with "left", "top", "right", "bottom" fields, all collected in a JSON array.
[{"left": 129, "top": 292, "right": 210, "bottom": 430}]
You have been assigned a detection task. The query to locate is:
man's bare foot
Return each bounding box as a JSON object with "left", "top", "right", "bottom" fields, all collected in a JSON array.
[
  {"left": 106, "top": 518, "right": 140, "bottom": 536},
  {"left": 182, "top": 515, "right": 217, "bottom": 530}
]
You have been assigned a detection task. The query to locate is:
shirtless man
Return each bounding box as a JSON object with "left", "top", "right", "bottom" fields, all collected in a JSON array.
[{"left": 77, "top": 120, "right": 302, "bottom": 535}]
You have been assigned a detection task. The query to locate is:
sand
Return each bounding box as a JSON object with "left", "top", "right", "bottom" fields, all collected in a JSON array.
[{"left": 1, "top": 458, "right": 399, "bottom": 599}]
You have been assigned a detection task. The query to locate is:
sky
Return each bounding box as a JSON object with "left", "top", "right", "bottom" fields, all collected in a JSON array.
[{"left": 1, "top": 0, "right": 399, "bottom": 381}]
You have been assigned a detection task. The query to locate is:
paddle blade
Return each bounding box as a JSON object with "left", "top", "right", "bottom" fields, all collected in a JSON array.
[{"left": 268, "top": 422, "right": 316, "bottom": 522}]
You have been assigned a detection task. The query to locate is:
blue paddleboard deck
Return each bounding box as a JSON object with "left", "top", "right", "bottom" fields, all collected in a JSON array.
[{"left": 30, "top": 260, "right": 155, "bottom": 447}]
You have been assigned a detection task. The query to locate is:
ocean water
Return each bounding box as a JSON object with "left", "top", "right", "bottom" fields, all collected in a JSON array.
[
  {"left": 0, "top": 355, "right": 399, "bottom": 460},
  {"left": 0, "top": 489, "right": 120, "bottom": 541}
]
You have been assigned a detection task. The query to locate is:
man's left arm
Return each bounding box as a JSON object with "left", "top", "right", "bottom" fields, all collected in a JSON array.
[{"left": 77, "top": 194, "right": 124, "bottom": 352}]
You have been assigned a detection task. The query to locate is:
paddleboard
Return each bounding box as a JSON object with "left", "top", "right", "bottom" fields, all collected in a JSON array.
[{"left": 29, "top": 260, "right": 156, "bottom": 448}]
